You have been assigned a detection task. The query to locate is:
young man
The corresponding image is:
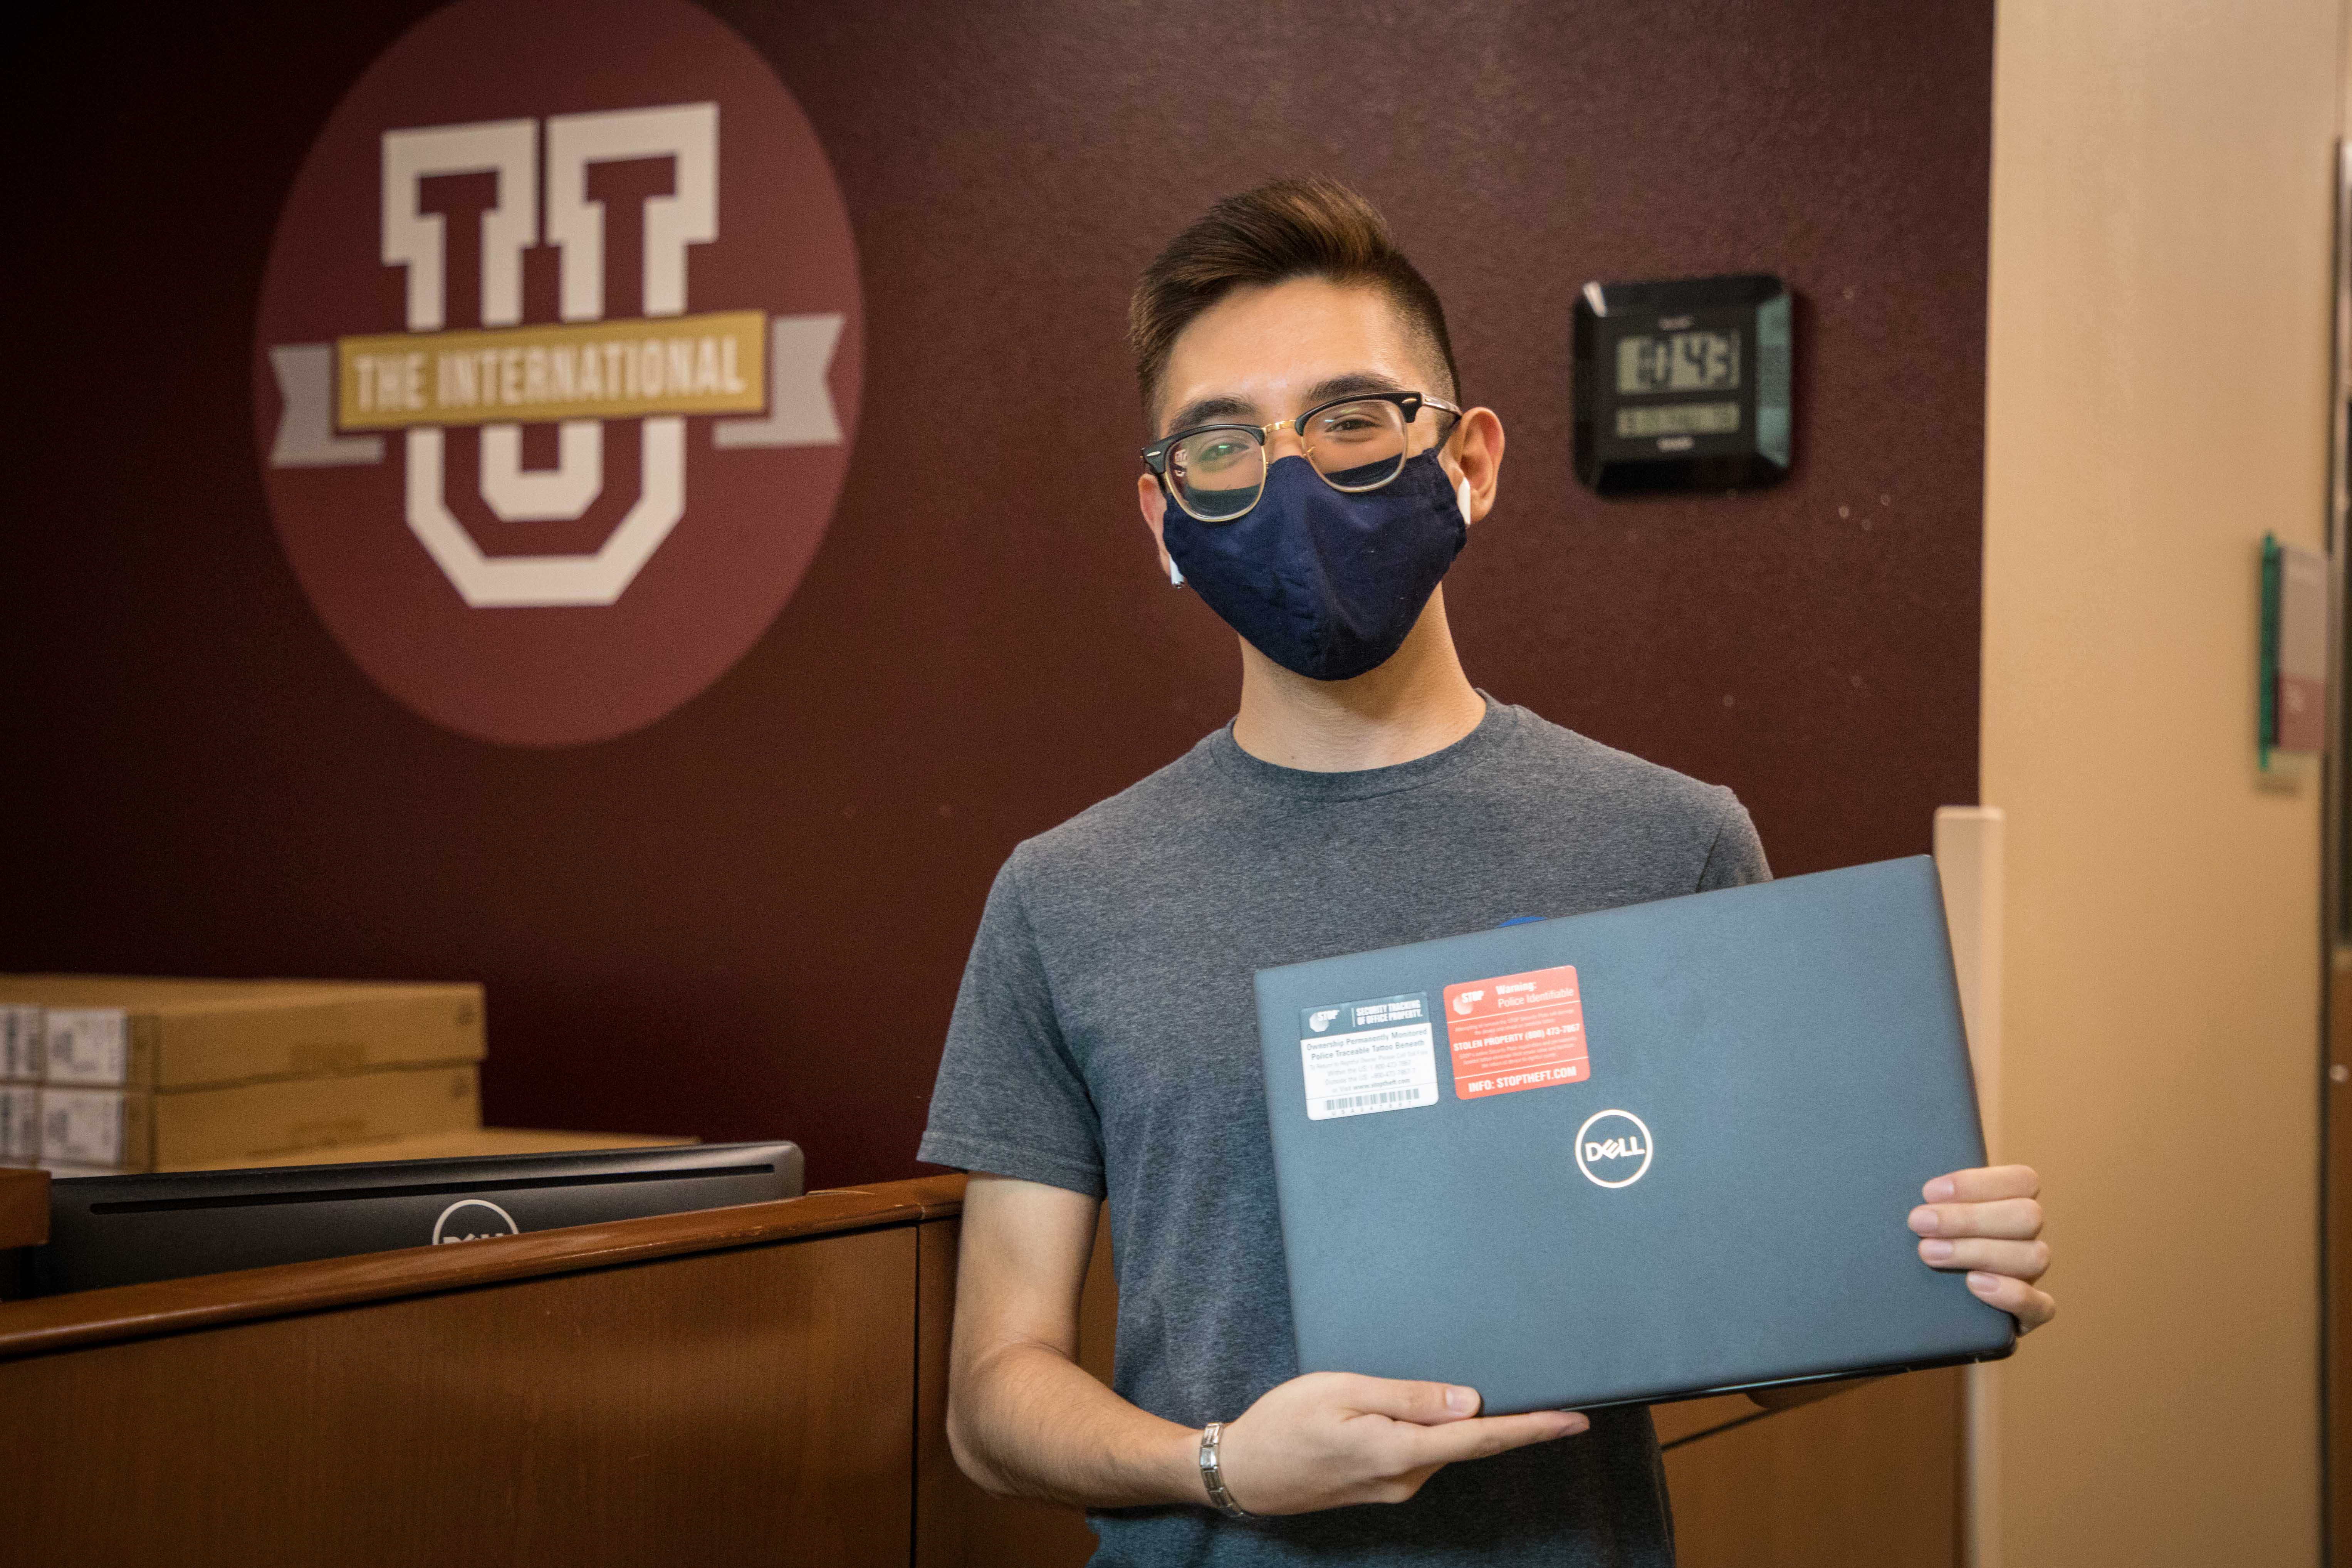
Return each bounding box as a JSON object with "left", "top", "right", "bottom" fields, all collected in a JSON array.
[{"left": 919, "top": 178, "right": 2053, "bottom": 1564}]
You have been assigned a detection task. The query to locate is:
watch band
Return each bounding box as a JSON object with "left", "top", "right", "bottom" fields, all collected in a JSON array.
[{"left": 1197, "top": 1420, "right": 1254, "bottom": 1519}]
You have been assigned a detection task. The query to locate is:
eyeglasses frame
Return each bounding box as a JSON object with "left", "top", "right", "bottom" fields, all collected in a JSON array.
[{"left": 1140, "top": 390, "right": 1464, "bottom": 523}]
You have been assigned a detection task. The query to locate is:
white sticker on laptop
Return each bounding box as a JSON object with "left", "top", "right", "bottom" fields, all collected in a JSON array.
[{"left": 1299, "top": 992, "right": 1438, "bottom": 1120}]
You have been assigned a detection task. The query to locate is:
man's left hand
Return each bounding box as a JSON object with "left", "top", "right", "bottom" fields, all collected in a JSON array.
[{"left": 1909, "top": 1164, "right": 2054, "bottom": 1332}]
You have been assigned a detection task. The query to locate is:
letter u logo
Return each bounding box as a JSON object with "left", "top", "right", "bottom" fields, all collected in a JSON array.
[{"left": 383, "top": 107, "right": 714, "bottom": 606}]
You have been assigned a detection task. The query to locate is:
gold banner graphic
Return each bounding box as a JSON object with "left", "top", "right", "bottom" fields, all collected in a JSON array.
[{"left": 337, "top": 310, "right": 767, "bottom": 430}]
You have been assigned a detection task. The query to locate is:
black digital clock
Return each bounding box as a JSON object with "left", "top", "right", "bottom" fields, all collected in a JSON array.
[{"left": 1572, "top": 273, "right": 1792, "bottom": 495}]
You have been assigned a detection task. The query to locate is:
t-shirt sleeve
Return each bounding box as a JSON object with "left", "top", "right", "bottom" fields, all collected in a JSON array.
[
  {"left": 916, "top": 850, "right": 1106, "bottom": 1198},
  {"left": 1697, "top": 788, "right": 1772, "bottom": 891}
]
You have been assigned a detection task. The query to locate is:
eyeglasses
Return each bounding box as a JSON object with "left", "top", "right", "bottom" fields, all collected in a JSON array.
[{"left": 1141, "top": 390, "right": 1462, "bottom": 524}]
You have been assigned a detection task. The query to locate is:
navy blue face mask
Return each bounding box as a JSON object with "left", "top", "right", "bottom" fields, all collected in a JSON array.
[{"left": 1159, "top": 448, "right": 1470, "bottom": 683}]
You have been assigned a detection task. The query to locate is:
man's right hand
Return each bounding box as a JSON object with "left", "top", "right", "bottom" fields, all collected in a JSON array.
[{"left": 1214, "top": 1372, "right": 1588, "bottom": 1514}]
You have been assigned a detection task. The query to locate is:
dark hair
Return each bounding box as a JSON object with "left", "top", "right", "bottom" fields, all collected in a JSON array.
[{"left": 1127, "top": 176, "right": 1460, "bottom": 431}]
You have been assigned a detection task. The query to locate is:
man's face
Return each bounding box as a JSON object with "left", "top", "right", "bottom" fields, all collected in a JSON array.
[{"left": 1135, "top": 276, "right": 1469, "bottom": 561}]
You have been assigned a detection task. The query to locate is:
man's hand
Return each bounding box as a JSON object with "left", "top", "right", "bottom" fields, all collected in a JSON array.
[
  {"left": 1215, "top": 1372, "right": 1587, "bottom": 1515},
  {"left": 1910, "top": 1163, "right": 2055, "bottom": 1331}
]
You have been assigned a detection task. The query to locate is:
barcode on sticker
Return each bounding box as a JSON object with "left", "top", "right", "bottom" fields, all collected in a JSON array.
[{"left": 1322, "top": 1087, "right": 1424, "bottom": 1115}]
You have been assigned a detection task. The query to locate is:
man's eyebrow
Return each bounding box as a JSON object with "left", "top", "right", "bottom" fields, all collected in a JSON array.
[
  {"left": 1162, "top": 372, "right": 1411, "bottom": 437},
  {"left": 1163, "top": 394, "right": 1257, "bottom": 435},
  {"left": 1300, "top": 371, "right": 1409, "bottom": 406}
]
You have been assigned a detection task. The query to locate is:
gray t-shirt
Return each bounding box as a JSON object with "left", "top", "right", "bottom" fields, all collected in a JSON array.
[{"left": 919, "top": 697, "right": 1769, "bottom": 1566}]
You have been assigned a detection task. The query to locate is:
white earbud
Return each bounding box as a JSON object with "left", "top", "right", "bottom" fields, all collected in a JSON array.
[
  {"left": 1457, "top": 476, "right": 1476, "bottom": 524},
  {"left": 1168, "top": 556, "right": 1186, "bottom": 587}
]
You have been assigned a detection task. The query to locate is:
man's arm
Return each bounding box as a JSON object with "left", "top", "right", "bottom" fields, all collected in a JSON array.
[
  {"left": 945, "top": 1173, "right": 1591, "bottom": 1515},
  {"left": 945, "top": 1174, "right": 1200, "bottom": 1506}
]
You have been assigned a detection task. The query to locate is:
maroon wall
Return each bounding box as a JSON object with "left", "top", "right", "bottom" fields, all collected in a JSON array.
[{"left": 1, "top": 1, "right": 1992, "bottom": 1188}]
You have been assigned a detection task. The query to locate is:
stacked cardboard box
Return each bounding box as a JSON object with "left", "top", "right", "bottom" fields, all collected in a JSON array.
[{"left": 0, "top": 977, "right": 484, "bottom": 1174}]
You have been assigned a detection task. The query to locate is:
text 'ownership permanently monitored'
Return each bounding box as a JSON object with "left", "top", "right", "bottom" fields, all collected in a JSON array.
[{"left": 1298, "top": 993, "right": 1437, "bottom": 1121}]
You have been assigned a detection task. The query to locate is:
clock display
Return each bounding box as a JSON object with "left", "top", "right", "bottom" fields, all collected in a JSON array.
[{"left": 1615, "top": 330, "right": 1742, "bottom": 394}]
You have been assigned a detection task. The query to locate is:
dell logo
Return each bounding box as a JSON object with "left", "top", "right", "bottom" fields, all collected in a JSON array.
[
  {"left": 1573, "top": 1109, "right": 1654, "bottom": 1189},
  {"left": 432, "top": 1198, "right": 521, "bottom": 1245}
]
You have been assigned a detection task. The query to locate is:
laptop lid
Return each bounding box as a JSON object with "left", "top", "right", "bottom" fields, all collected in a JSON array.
[
  {"left": 29, "top": 1140, "right": 803, "bottom": 1294},
  {"left": 1252, "top": 856, "right": 2012, "bottom": 1415}
]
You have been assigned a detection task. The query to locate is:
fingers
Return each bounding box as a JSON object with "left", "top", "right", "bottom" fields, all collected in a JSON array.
[
  {"left": 1913, "top": 1172, "right": 2056, "bottom": 1331},
  {"left": 1909, "top": 1196, "right": 2041, "bottom": 1241},
  {"left": 1336, "top": 1375, "right": 1483, "bottom": 1425},
  {"left": 1393, "top": 1409, "right": 1589, "bottom": 1467},
  {"left": 1917, "top": 1236, "right": 2049, "bottom": 1281},
  {"left": 1923, "top": 1165, "right": 2038, "bottom": 1204},
  {"left": 1966, "top": 1269, "right": 2057, "bottom": 1333}
]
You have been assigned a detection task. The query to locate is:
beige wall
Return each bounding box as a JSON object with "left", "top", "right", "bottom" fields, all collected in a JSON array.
[{"left": 1981, "top": 1, "right": 2339, "bottom": 1562}]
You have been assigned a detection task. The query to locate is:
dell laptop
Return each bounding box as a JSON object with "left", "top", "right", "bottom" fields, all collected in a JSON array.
[
  {"left": 1252, "top": 856, "right": 2012, "bottom": 1414},
  {"left": 27, "top": 1140, "right": 803, "bottom": 1294}
]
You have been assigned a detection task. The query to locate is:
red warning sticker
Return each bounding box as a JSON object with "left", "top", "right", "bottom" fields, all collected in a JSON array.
[{"left": 1444, "top": 965, "right": 1589, "bottom": 1100}]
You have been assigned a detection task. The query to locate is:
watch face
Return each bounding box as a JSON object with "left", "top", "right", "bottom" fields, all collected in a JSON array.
[{"left": 1572, "top": 275, "right": 1791, "bottom": 495}]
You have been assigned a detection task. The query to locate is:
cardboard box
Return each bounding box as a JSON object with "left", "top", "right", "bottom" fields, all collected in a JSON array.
[
  {"left": 36, "top": 1063, "right": 480, "bottom": 1172},
  {"left": 0, "top": 976, "right": 483, "bottom": 1090}
]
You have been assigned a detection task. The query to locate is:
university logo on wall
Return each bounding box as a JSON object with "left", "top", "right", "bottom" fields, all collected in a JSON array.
[{"left": 253, "top": 0, "right": 860, "bottom": 746}]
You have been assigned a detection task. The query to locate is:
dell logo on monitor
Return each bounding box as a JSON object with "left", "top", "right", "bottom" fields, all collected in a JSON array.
[
  {"left": 1573, "top": 1110, "right": 1655, "bottom": 1189},
  {"left": 431, "top": 1198, "right": 521, "bottom": 1245}
]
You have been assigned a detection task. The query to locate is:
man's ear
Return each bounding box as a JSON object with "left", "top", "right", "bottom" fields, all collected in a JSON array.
[
  {"left": 1137, "top": 472, "right": 1182, "bottom": 584},
  {"left": 1442, "top": 407, "right": 1506, "bottom": 525}
]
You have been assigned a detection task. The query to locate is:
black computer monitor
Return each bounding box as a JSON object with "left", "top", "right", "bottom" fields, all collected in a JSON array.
[{"left": 26, "top": 1140, "right": 803, "bottom": 1295}]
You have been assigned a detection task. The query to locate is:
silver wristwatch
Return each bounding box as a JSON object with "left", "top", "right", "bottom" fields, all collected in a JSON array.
[{"left": 1197, "top": 1420, "right": 1254, "bottom": 1519}]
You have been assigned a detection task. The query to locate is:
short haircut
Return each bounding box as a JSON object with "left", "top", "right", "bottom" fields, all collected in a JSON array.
[{"left": 1127, "top": 176, "right": 1461, "bottom": 432}]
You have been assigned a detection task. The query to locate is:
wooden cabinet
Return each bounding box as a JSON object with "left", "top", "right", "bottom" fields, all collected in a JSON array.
[
  {"left": 0, "top": 1182, "right": 949, "bottom": 1566},
  {"left": 1666, "top": 1370, "right": 1961, "bottom": 1567}
]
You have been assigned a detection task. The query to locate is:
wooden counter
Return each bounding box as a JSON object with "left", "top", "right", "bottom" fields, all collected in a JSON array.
[
  {"left": 0, "top": 1176, "right": 957, "bottom": 1362},
  {"left": 0, "top": 1173, "right": 961, "bottom": 1566}
]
